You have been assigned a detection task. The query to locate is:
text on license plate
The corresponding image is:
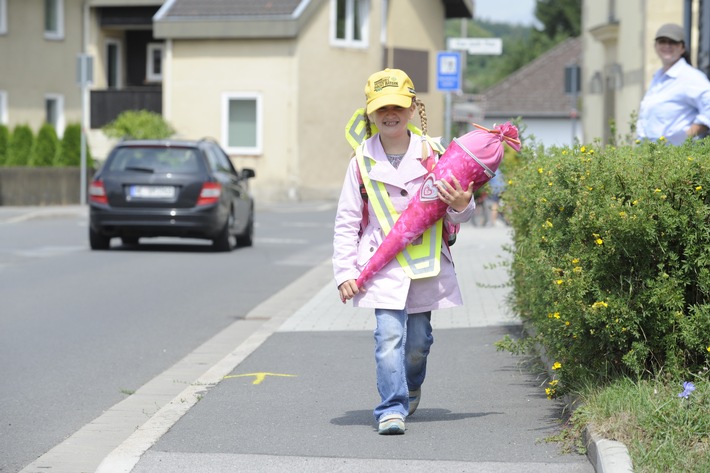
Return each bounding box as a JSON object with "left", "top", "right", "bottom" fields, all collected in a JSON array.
[{"left": 128, "top": 185, "right": 176, "bottom": 199}]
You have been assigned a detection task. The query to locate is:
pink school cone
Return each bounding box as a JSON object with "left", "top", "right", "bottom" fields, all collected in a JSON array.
[{"left": 355, "top": 122, "right": 521, "bottom": 289}]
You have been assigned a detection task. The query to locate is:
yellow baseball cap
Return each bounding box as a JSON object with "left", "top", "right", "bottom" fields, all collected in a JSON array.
[{"left": 364, "top": 68, "right": 416, "bottom": 115}]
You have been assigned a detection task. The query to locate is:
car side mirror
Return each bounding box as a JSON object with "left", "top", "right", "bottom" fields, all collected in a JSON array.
[{"left": 241, "top": 168, "right": 256, "bottom": 179}]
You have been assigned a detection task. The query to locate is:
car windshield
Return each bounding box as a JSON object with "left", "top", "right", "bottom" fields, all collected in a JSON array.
[{"left": 109, "top": 147, "right": 202, "bottom": 173}]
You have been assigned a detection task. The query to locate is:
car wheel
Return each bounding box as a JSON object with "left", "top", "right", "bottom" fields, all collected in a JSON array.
[
  {"left": 89, "top": 227, "right": 111, "bottom": 250},
  {"left": 236, "top": 210, "right": 254, "bottom": 247},
  {"left": 121, "top": 236, "right": 139, "bottom": 246},
  {"left": 212, "top": 212, "right": 233, "bottom": 252}
]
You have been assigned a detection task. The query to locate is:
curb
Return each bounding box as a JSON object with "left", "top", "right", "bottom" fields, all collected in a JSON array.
[
  {"left": 585, "top": 426, "right": 634, "bottom": 473},
  {"left": 520, "top": 322, "right": 635, "bottom": 473}
]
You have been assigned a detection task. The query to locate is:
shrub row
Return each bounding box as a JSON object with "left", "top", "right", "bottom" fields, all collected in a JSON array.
[
  {"left": 504, "top": 138, "right": 710, "bottom": 396},
  {"left": 0, "top": 123, "right": 92, "bottom": 167}
]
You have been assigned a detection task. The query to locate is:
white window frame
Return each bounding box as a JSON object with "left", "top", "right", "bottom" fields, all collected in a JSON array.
[
  {"left": 330, "top": 0, "right": 369, "bottom": 48},
  {"left": 146, "top": 43, "right": 164, "bottom": 82},
  {"left": 106, "top": 39, "right": 122, "bottom": 88},
  {"left": 221, "top": 92, "right": 263, "bottom": 156},
  {"left": 44, "top": 0, "right": 64, "bottom": 41},
  {"left": 0, "top": 91, "right": 7, "bottom": 125},
  {"left": 0, "top": 0, "right": 7, "bottom": 35},
  {"left": 45, "top": 94, "right": 65, "bottom": 137}
]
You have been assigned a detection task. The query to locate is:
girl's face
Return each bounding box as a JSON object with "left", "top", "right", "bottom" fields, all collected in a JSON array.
[
  {"left": 370, "top": 104, "right": 415, "bottom": 137},
  {"left": 655, "top": 37, "right": 685, "bottom": 68}
]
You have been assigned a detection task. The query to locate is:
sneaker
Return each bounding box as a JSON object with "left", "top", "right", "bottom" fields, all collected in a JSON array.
[
  {"left": 378, "top": 414, "right": 405, "bottom": 435},
  {"left": 408, "top": 388, "right": 421, "bottom": 415}
]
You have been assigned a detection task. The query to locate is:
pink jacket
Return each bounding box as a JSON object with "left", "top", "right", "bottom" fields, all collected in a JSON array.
[{"left": 333, "top": 133, "right": 474, "bottom": 313}]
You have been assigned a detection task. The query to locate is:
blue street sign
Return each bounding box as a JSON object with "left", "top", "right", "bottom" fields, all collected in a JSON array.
[{"left": 437, "top": 51, "right": 462, "bottom": 92}]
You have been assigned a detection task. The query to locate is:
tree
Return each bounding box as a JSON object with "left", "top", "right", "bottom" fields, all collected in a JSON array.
[
  {"left": 102, "top": 110, "right": 175, "bottom": 140},
  {"left": 29, "top": 123, "right": 59, "bottom": 166},
  {"left": 57, "top": 123, "right": 91, "bottom": 167},
  {"left": 534, "top": 0, "right": 582, "bottom": 40},
  {"left": 0, "top": 124, "right": 8, "bottom": 166},
  {"left": 6, "top": 124, "right": 34, "bottom": 166}
]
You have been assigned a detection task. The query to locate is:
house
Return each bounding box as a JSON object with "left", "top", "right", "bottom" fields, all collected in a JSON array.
[
  {"left": 474, "top": 36, "right": 583, "bottom": 147},
  {"left": 581, "top": 0, "right": 710, "bottom": 145},
  {"left": 0, "top": 0, "right": 473, "bottom": 202}
]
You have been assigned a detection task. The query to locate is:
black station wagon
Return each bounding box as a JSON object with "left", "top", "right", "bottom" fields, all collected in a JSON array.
[{"left": 89, "top": 139, "right": 255, "bottom": 251}]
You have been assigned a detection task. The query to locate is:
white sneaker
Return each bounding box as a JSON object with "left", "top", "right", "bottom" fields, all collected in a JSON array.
[{"left": 378, "top": 414, "right": 405, "bottom": 435}]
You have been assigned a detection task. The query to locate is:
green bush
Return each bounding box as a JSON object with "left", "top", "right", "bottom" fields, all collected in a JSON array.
[
  {"left": 0, "top": 124, "right": 9, "bottom": 165},
  {"left": 505, "top": 139, "right": 710, "bottom": 395},
  {"left": 6, "top": 124, "right": 34, "bottom": 166},
  {"left": 102, "top": 110, "right": 175, "bottom": 140},
  {"left": 29, "top": 123, "right": 59, "bottom": 167},
  {"left": 57, "top": 123, "right": 91, "bottom": 167}
]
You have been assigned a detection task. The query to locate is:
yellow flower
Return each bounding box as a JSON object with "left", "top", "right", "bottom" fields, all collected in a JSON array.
[
  {"left": 545, "top": 387, "right": 554, "bottom": 399},
  {"left": 707, "top": 346, "right": 710, "bottom": 353},
  {"left": 538, "top": 167, "right": 544, "bottom": 174},
  {"left": 592, "top": 301, "right": 608, "bottom": 309},
  {"left": 688, "top": 157, "right": 694, "bottom": 161},
  {"left": 565, "top": 321, "right": 570, "bottom": 326},
  {"left": 555, "top": 279, "right": 564, "bottom": 285},
  {"left": 572, "top": 258, "right": 580, "bottom": 265},
  {"left": 552, "top": 362, "right": 562, "bottom": 370},
  {"left": 696, "top": 186, "right": 702, "bottom": 191},
  {"left": 553, "top": 312, "right": 560, "bottom": 319},
  {"left": 632, "top": 200, "right": 638, "bottom": 205},
  {"left": 654, "top": 188, "right": 661, "bottom": 193},
  {"left": 595, "top": 238, "right": 603, "bottom": 245},
  {"left": 659, "top": 136, "right": 667, "bottom": 142},
  {"left": 580, "top": 146, "right": 586, "bottom": 153},
  {"left": 543, "top": 220, "right": 553, "bottom": 228},
  {"left": 619, "top": 211, "right": 627, "bottom": 218},
  {"left": 549, "top": 379, "right": 559, "bottom": 387}
]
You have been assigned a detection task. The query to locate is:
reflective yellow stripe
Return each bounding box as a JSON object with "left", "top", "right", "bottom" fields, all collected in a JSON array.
[{"left": 356, "top": 145, "right": 442, "bottom": 279}]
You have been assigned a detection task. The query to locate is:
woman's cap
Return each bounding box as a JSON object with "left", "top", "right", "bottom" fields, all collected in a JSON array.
[
  {"left": 364, "top": 68, "right": 416, "bottom": 115},
  {"left": 655, "top": 23, "right": 684, "bottom": 42}
]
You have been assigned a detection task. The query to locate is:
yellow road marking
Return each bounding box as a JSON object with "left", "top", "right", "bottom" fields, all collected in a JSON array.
[{"left": 224, "top": 372, "right": 296, "bottom": 385}]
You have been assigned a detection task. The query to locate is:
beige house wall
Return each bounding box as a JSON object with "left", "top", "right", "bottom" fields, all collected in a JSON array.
[
  {"left": 0, "top": 0, "right": 85, "bottom": 134},
  {"left": 166, "top": 40, "right": 297, "bottom": 202}
]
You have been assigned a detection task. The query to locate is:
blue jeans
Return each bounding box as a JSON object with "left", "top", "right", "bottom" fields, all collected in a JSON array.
[{"left": 373, "top": 309, "right": 433, "bottom": 420}]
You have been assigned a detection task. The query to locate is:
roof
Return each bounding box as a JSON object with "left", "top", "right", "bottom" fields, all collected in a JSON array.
[
  {"left": 154, "top": 0, "right": 473, "bottom": 39},
  {"left": 482, "top": 37, "right": 582, "bottom": 119},
  {"left": 157, "top": 0, "right": 305, "bottom": 19}
]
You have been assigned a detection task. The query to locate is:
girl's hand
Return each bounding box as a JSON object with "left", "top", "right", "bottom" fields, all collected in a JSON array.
[
  {"left": 338, "top": 279, "right": 362, "bottom": 303},
  {"left": 436, "top": 176, "right": 474, "bottom": 212}
]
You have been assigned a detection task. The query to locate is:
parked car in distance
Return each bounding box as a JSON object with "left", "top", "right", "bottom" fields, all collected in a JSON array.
[{"left": 89, "top": 138, "right": 255, "bottom": 251}]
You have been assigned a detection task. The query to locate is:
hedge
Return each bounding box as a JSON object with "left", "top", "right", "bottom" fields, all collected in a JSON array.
[{"left": 504, "top": 138, "right": 710, "bottom": 396}]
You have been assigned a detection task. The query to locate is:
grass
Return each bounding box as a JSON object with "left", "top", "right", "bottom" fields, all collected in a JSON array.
[{"left": 565, "top": 370, "right": 710, "bottom": 473}]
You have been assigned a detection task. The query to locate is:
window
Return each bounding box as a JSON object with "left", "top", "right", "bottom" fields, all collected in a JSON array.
[
  {"left": 0, "top": 0, "right": 7, "bottom": 35},
  {"left": 146, "top": 43, "right": 164, "bottom": 82},
  {"left": 106, "top": 39, "right": 121, "bottom": 88},
  {"left": 222, "top": 93, "right": 262, "bottom": 155},
  {"left": 44, "top": 0, "right": 64, "bottom": 40},
  {"left": 331, "top": 0, "right": 368, "bottom": 48},
  {"left": 0, "top": 91, "right": 7, "bottom": 125},
  {"left": 45, "top": 94, "right": 65, "bottom": 136}
]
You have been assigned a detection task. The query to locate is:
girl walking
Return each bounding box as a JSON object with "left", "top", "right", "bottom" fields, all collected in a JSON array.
[{"left": 332, "top": 68, "right": 475, "bottom": 435}]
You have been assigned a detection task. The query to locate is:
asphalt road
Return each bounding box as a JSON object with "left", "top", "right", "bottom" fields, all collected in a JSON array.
[{"left": 0, "top": 202, "right": 337, "bottom": 473}]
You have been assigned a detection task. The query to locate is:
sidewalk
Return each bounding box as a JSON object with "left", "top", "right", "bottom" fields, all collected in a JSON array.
[{"left": 92, "top": 224, "right": 606, "bottom": 473}]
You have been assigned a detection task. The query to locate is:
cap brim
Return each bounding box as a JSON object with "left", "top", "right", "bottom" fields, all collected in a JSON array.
[{"left": 366, "top": 95, "right": 412, "bottom": 115}]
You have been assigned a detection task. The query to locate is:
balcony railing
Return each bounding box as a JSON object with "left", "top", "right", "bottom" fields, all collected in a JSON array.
[{"left": 90, "top": 87, "right": 162, "bottom": 129}]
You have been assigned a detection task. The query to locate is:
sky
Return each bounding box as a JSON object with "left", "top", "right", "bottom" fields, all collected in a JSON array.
[{"left": 473, "top": 0, "right": 540, "bottom": 27}]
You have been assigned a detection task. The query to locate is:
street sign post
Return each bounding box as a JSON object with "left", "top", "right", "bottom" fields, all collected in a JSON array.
[
  {"left": 447, "top": 37, "right": 503, "bottom": 55},
  {"left": 436, "top": 51, "right": 463, "bottom": 93},
  {"left": 437, "top": 51, "right": 463, "bottom": 142}
]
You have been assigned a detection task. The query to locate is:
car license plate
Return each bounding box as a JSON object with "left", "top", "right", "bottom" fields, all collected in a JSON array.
[{"left": 128, "top": 185, "right": 176, "bottom": 199}]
